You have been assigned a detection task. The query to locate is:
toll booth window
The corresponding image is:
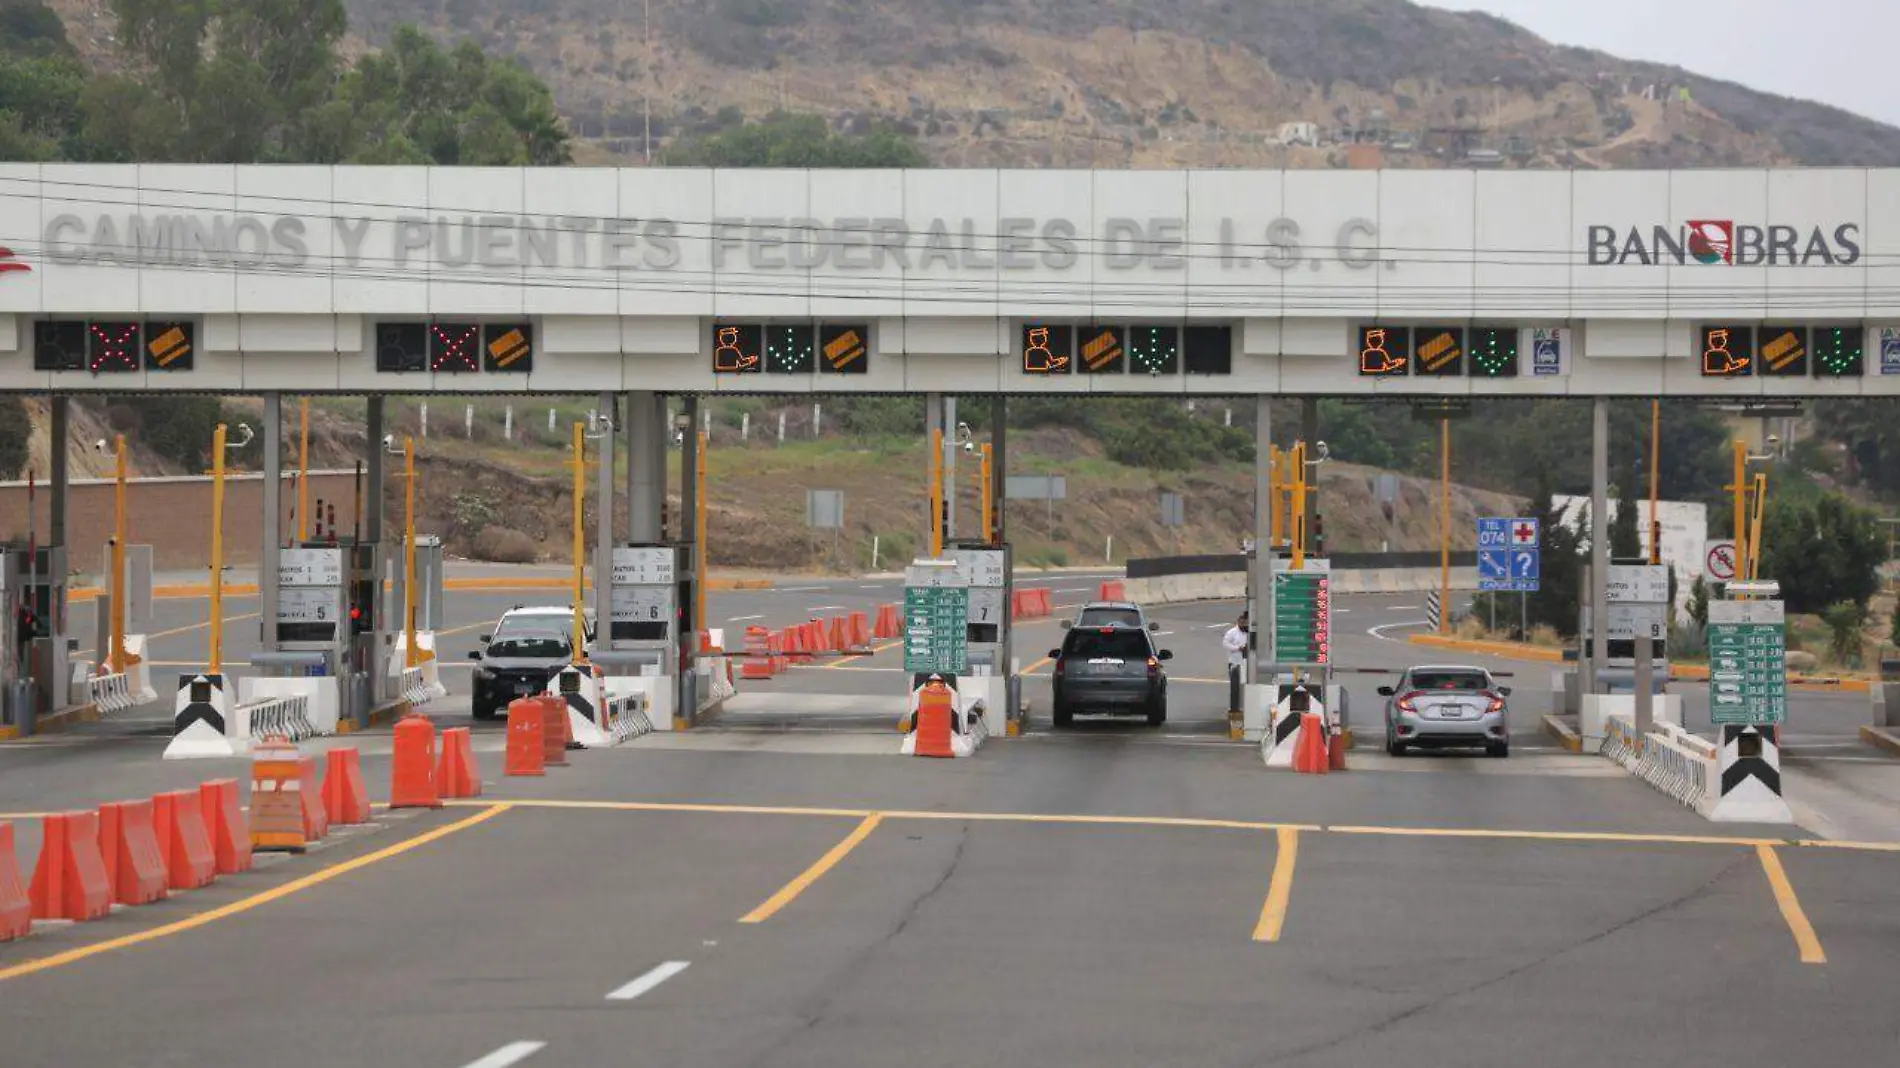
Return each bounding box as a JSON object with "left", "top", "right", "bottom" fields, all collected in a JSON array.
[
  {"left": 1813, "top": 326, "right": 1864, "bottom": 376},
  {"left": 429, "top": 321, "right": 481, "bottom": 373},
  {"left": 483, "top": 323, "right": 534, "bottom": 372},
  {"left": 1183, "top": 325, "right": 1232, "bottom": 375},
  {"left": 1077, "top": 325, "right": 1125, "bottom": 374},
  {"left": 1700, "top": 325, "right": 1754, "bottom": 376},
  {"left": 1064, "top": 629, "right": 1150, "bottom": 659},
  {"left": 766, "top": 325, "right": 814, "bottom": 373},
  {"left": 1022, "top": 324, "right": 1073, "bottom": 374},
  {"left": 145, "top": 321, "right": 194, "bottom": 371},
  {"left": 33, "top": 320, "right": 86, "bottom": 371},
  {"left": 87, "top": 321, "right": 142, "bottom": 374},
  {"left": 1412, "top": 327, "right": 1465, "bottom": 376},
  {"left": 819, "top": 324, "right": 869, "bottom": 373},
  {"left": 1357, "top": 325, "right": 1410, "bottom": 376},
  {"left": 375, "top": 323, "right": 428, "bottom": 372},
  {"left": 1757, "top": 326, "right": 1808, "bottom": 376},
  {"left": 712, "top": 323, "right": 763, "bottom": 373},
  {"left": 1127, "top": 325, "right": 1180, "bottom": 375}
]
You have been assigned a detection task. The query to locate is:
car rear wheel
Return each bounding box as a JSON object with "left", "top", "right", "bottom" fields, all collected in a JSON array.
[
  {"left": 1487, "top": 740, "right": 1510, "bottom": 759},
  {"left": 1146, "top": 697, "right": 1167, "bottom": 727},
  {"left": 1052, "top": 702, "right": 1073, "bottom": 728},
  {"left": 1386, "top": 735, "right": 1407, "bottom": 757},
  {"left": 472, "top": 701, "right": 499, "bottom": 721}
]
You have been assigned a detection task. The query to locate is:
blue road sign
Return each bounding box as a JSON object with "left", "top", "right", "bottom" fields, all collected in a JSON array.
[
  {"left": 1881, "top": 329, "right": 1900, "bottom": 375},
  {"left": 1478, "top": 516, "right": 1540, "bottom": 592}
]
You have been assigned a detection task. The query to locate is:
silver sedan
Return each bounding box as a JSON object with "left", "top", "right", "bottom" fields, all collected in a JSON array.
[{"left": 1377, "top": 665, "right": 1512, "bottom": 758}]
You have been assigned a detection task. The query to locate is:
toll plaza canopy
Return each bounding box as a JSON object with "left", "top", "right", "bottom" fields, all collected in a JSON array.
[{"left": 1, "top": 164, "right": 1898, "bottom": 397}]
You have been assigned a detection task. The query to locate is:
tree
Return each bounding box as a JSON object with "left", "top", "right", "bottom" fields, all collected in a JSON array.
[
  {"left": 668, "top": 111, "right": 930, "bottom": 168},
  {"left": 1608, "top": 482, "right": 1642, "bottom": 560},
  {"left": 0, "top": 395, "right": 29, "bottom": 480},
  {"left": 1754, "top": 491, "right": 1885, "bottom": 613}
]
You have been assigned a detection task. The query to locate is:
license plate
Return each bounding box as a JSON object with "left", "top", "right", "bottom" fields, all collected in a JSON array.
[
  {"left": 1442, "top": 705, "right": 1470, "bottom": 718},
  {"left": 515, "top": 682, "right": 538, "bottom": 695}
]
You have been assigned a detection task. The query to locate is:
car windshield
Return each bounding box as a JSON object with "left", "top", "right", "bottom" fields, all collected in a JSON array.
[
  {"left": 1076, "top": 607, "right": 1142, "bottom": 629},
  {"left": 1408, "top": 670, "right": 1489, "bottom": 692},
  {"left": 496, "top": 614, "right": 572, "bottom": 638},
  {"left": 489, "top": 635, "right": 569, "bottom": 658},
  {"left": 1064, "top": 629, "right": 1151, "bottom": 660}
]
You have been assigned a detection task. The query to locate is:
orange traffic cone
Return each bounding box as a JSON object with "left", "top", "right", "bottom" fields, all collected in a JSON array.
[
  {"left": 390, "top": 713, "right": 442, "bottom": 809},
  {"left": 914, "top": 680, "right": 957, "bottom": 759},
  {"left": 847, "top": 612, "right": 872, "bottom": 653},
  {"left": 506, "top": 699, "right": 546, "bottom": 776},
  {"left": 874, "top": 603, "right": 901, "bottom": 639},
  {"left": 324, "top": 748, "right": 372, "bottom": 825},
  {"left": 827, "top": 616, "right": 847, "bottom": 654}
]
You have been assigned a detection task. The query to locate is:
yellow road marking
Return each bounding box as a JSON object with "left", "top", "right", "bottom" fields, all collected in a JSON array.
[
  {"left": 1253, "top": 827, "right": 1300, "bottom": 943},
  {"left": 826, "top": 640, "right": 903, "bottom": 669},
  {"left": 1022, "top": 656, "right": 1054, "bottom": 675},
  {"left": 740, "top": 813, "right": 884, "bottom": 923},
  {"left": 146, "top": 611, "right": 261, "bottom": 643},
  {"left": 1327, "top": 825, "right": 1781, "bottom": 849},
  {"left": 452, "top": 798, "right": 877, "bottom": 819},
  {"left": 0, "top": 803, "right": 512, "bottom": 983},
  {"left": 1756, "top": 844, "right": 1827, "bottom": 964}
]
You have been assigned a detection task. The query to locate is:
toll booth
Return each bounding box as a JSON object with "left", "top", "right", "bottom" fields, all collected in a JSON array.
[
  {"left": 1246, "top": 554, "right": 1346, "bottom": 742},
  {"left": 387, "top": 536, "right": 447, "bottom": 703},
  {"left": 902, "top": 557, "right": 1001, "bottom": 733},
  {"left": 249, "top": 543, "right": 350, "bottom": 733},
  {"left": 950, "top": 541, "right": 1013, "bottom": 735},
  {"left": 15, "top": 546, "right": 71, "bottom": 723},
  {"left": 1, "top": 550, "right": 27, "bottom": 731},
  {"left": 593, "top": 543, "right": 691, "bottom": 729}
]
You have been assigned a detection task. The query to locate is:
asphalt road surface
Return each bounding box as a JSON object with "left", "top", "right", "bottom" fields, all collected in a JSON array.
[{"left": 5, "top": 573, "right": 1899, "bottom": 1067}]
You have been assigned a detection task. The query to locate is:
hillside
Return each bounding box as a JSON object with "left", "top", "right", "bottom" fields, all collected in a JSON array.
[{"left": 42, "top": 0, "right": 1892, "bottom": 168}]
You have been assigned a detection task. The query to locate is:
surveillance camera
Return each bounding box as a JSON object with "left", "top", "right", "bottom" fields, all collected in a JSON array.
[
  {"left": 93, "top": 439, "right": 108, "bottom": 452},
  {"left": 1767, "top": 434, "right": 1780, "bottom": 447},
  {"left": 382, "top": 433, "right": 395, "bottom": 449},
  {"left": 1316, "top": 440, "right": 1330, "bottom": 461},
  {"left": 962, "top": 441, "right": 976, "bottom": 455}
]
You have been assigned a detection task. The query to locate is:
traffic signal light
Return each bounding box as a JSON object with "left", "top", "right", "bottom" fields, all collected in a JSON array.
[{"left": 349, "top": 578, "right": 376, "bottom": 635}]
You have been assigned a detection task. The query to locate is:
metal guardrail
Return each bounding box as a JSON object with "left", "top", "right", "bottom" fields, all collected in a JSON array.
[
  {"left": 1599, "top": 714, "right": 1714, "bottom": 814},
  {"left": 604, "top": 693, "right": 654, "bottom": 743},
  {"left": 86, "top": 672, "right": 136, "bottom": 716},
  {"left": 238, "top": 693, "right": 316, "bottom": 742},
  {"left": 1127, "top": 551, "right": 1480, "bottom": 579}
]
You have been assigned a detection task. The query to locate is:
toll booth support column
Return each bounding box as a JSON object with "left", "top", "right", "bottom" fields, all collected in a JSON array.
[
  {"left": 626, "top": 391, "right": 662, "bottom": 543},
  {"left": 260, "top": 393, "right": 283, "bottom": 655},
  {"left": 45, "top": 394, "right": 70, "bottom": 714},
  {"left": 681, "top": 396, "right": 699, "bottom": 549},
  {"left": 1247, "top": 394, "right": 1272, "bottom": 738},
  {"left": 990, "top": 396, "right": 1006, "bottom": 545},
  {"left": 925, "top": 393, "right": 944, "bottom": 553},
  {"left": 364, "top": 397, "right": 385, "bottom": 709},
  {"left": 943, "top": 396, "right": 957, "bottom": 540},
  {"left": 1301, "top": 397, "right": 1319, "bottom": 540},
  {"left": 49, "top": 396, "right": 67, "bottom": 547},
  {"left": 593, "top": 392, "right": 616, "bottom": 656},
  {"left": 1588, "top": 396, "right": 1609, "bottom": 695}
]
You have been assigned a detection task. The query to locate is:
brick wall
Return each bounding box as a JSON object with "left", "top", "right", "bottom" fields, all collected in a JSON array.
[{"left": 0, "top": 471, "right": 364, "bottom": 575}]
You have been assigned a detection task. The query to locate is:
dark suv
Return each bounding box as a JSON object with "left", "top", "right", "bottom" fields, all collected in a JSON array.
[
  {"left": 469, "top": 606, "right": 595, "bottom": 719},
  {"left": 1049, "top": 624, "right": 1172, "bottom": 727}
]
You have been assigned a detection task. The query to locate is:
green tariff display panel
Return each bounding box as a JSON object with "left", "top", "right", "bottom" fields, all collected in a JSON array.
[
  {"left": 1270, "top": 564, "right": 1331, "bottom": 665},
  {"left": 1021, "top": 324, "right": 1231, "bottom": 377},
  {"left": 1707, "top": 600, "right": 1786, "bottom": 725},
  {"left": 903, "top": 585, "right": 968, "bottom": 676},
  {"left": 713, "top": 322, "right": 870, "bottom": 374},
  {"left": 1699, "top": 324, "right": 1863, "bottom": 377}
]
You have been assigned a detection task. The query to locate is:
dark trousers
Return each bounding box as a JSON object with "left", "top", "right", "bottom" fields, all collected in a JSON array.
[{"left": 1228, "top": 663, "right": 1244, "bottom": 714}]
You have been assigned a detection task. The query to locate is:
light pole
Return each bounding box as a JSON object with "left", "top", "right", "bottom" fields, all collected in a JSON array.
[{"left": 207, "top": 422, "right": 255, "bottom": 676}]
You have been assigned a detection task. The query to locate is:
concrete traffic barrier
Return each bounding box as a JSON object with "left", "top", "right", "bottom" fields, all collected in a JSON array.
[
  {"left": 99, "top": 799, "right": 169, "bottom": 906},
  {"left": 505, "top": 699, "right": 546, "bottom": 776},
  {"left": 436, "top": 727, "right": 483, "bottom": 799},
  {"left": 152, "top": 789, "right": 218, "bottom": 891},
  {"left": 1710, "top": 725, "right": 1793, "bottom": 823},
  {"left": 199, "top": 779, "right": 252, "bottom": 874},
  {"left": 389, "top": 713, "right": 442, "bottom": 810},
  {"left": 165, "top": 673, "right": 235, "bottom": 759},
  {"left": 295, "top": 756, "right": 330, "bottom": 841},
  {"left": 30, "top": 811, "right": 112, "bottom": 923},
  {"left": 0, "top": 822, "right": 30, "bottom": 941},
  {"left": 324, "top": 748, "right": 372, "bottom": 826},
  {"left": 1099, "top": 580, "right": 1127, "bottom": 601},
  {"left": 249, "top": 737, "right": 308, "bottom": 852}
]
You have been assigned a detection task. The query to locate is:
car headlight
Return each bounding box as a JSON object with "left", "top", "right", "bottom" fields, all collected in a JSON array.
[{"left": 473, "top": 664, "right": 495, "bottom": 681}]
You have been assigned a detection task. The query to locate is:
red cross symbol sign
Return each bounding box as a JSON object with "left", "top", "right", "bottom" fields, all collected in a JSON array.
[{"left": 1511, "top": 521, "right": 1538, "bottom": 547}]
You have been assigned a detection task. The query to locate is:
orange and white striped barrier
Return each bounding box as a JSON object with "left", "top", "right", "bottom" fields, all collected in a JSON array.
[{"left": 250, "top": 736, "right": 309, "bottom": 851}]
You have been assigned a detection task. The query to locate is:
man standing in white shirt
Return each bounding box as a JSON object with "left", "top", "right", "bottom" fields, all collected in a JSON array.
[{"left": 1223, "top": 612, "right": 1250, "bottom": 716}]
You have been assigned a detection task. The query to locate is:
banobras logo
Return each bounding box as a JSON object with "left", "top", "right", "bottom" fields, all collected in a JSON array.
[
  {"left": 1587, "top": 220, "right": 1861, "bottom": 266},
  {"left": 0, "top": 246, "right": 30, "bottom": 274}
]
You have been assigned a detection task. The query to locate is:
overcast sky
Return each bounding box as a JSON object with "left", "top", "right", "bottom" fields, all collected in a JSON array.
[{"left": 1418, "top": 0, "right": 1899, "bottom": 128}]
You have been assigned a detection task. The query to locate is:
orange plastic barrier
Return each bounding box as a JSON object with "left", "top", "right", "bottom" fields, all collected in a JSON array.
[
  {"left": 1295, "top": 713, "right": 1331, "bottom": 775},
  {"left": 0, "top": 822, "right": 30, "bottom": 941},
  {"left": 1010, "top": 590, "right": 1027, "bottom": 620},
  {"left": 295, "top": 757, "right": 330, "bottom": 841},
  {"left": 250, "top": 736, "right": 307, "bottom": 852},
  {"left": 152, "top": 789, "right": 218, "bottom": 891},
  {"left": 1034, "top": 588, "right": 1054, "bottom": 616},
  {"left": 505, "top": 698, "right": 546, "bottom": 776},
  {"left": 824, "top": 616, "right": 845, "bottom": 654},
  {"left": 99, "top": 799, "right": 168, "bottom": 906},
  {"left": 324, "top": 748, "right": 372, "bottom": 825},
  {"left": 391, "top": 713, "right": 443, "bottom": 809},
  {"left": 913, "top": 680, "right": 957, "bottom": 759},
  {"left": 741, "top": 625, "right": 777, "bottom": 680},
  {"left": 437, "top": 727, "right": 483, "bottom": 799},
  {"left": 805, "top": 620, "right": 825, "bottom": 656},
  {"left": 874, "top": 603, "right": 901, "bottom": 639},
  {"left": 1099, "top": 580, "right": 1127, "bottom": 601},
  {"left": 847, "top": 612, "right": 872, "bottom": 653},
  {"left": 1328, "top": 730, "right": 1348, "bottom": 771},
  {"left": 200, "top": 779, "right": 253, "bottom": 873},
  {"left": 538, "top": 695, "right": 570, "bottom": 766},
  {"left": 30, "top": 811, "right": 112, "bottom": 922}
]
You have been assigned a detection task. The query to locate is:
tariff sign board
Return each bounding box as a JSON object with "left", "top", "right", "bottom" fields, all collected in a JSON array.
[
  {"left": 952, "top": 549, "right": 1007, "bottom": 589},
  {"left": 904, "top": 585, "right": 968, "bottom": 676},
  {"left": 611, "top": 547, "right": 674, "bottom": 586},
  {"left": 610, "top": 585, "right": 671, "bottom": 625},
  {"left": 1707, "top": 599, "right": 1787, "bottom": 726},
  {"left": 276, "top": 586, "right": 340, "bottom": 624},
  {"left": 1270, "top": 557, "right": 1330, "bottom": 665},
  {"left": 279, "top": 547, "right": 343, "bottom": 588},
  {"left": 1606, "top": 564, "right": 1669, "bottom": 604}
]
